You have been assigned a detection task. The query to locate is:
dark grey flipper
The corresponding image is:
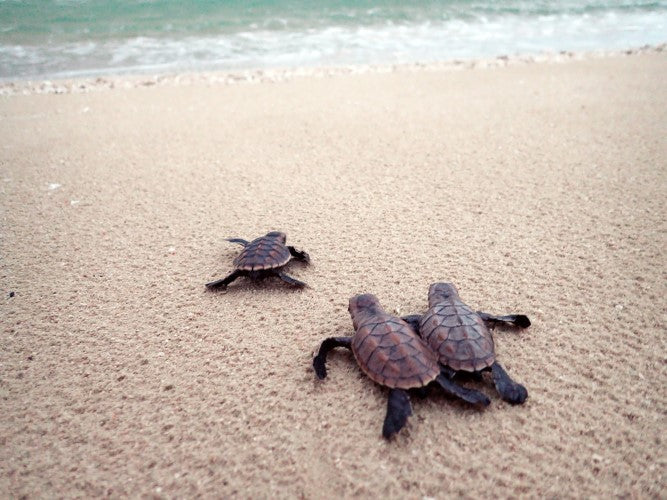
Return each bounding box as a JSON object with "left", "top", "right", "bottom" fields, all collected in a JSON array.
[
  {"left": 313, "top": 336, "right": 352, "bottom": 379},
  {"left": 401, "top": 314, "right": 422, "bottom": 332},
  {"left": 205, "top": 269, "right": 245, "bottom": 289},
  {"left": 442, "top": 365, "right": 483, "bottom": 382},
  {"left": 382, "top": 389, "right": 413, "bottom": 439},
  {"left": 440, "top": 365, "right": 456, "bottom": 379},
  {"left": 276, "top": 272, "right": 308, "bottom": 288},
  {"left": 226, "top": 238, "right": 250, "bottom": 246},
  {"left": 491, "top": 362, "right": 528, "bottom": 405},
  {"left": 477, "top": 311, "right": 531, "bottom": 329},
  {"left": 435, "top": 374, "right": 491, "bottom": 406},
  {"left": 288, "top": 246, "right": 310, "bottom": 263}
]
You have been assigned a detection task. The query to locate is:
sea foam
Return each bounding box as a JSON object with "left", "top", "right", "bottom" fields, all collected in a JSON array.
[{"left": 0, "top": 1, "right": 665, "bottom": 80}]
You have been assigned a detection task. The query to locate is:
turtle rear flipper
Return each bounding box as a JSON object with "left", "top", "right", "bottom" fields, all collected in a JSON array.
[
  {"left": 441, "top": 365, "right": 483, "bottom": 382},
  {"left": 205, "top": 270, "right": 244, "bottom": 289},
  {"left": 277, "top": 272, "right": 308, "bottom": 288},
  {"left": 382, "top": 389, "right": 413, "bottom": 439},
  {"left": 435, "top": 374, "right": 490, "bottom": 406},
  {"left": 491, "top": 362, "right": 528, "bottom": 405}
]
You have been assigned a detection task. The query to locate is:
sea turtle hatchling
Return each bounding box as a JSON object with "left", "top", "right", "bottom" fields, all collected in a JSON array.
[
  {"left": 205, "top": 231, "right": 310, "bottom": 290},
  {"left": 403, "top": 282, "right": 531, "bottom": 405},
  {"left": 313, "top": 293, "right": 490, "bottom": 439}
]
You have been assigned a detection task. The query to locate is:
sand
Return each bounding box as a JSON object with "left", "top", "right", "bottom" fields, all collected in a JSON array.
[{"left": 1, "top": 51, "right": 666, "bottom": 498}]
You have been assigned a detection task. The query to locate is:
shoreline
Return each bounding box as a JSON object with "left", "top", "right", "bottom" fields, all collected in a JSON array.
[{"left": 1, "top": 43, "right": 664, "bottom": 96}]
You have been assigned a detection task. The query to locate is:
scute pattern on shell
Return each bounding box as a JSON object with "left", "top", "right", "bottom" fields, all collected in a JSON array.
[
  {"left": 352, "top": 315, "right": 440, "bottom": 390},
  {"left": 232, "top": 235, "right": 291, "bottom": 271},
  {"left": 420, "top": 300, "right": 495, "bottom": 372}
]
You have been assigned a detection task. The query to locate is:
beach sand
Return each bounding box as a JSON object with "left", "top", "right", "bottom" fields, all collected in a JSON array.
[{"left": 1, "top": 51, "right": 665, "bottom": 498}]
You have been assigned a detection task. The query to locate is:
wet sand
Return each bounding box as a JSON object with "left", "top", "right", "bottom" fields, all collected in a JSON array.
[{"left": 1, "top": 51, "right": 666, "bottom": 497}]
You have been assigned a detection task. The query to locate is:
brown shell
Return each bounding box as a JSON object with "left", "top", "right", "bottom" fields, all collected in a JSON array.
[
  {"left": 420, "top": 299, "right": 495, "bottom": 372},
  {"left": 352, "top": 314, "right": 440, "bottom": 390},
  {"left": 233, "top": 235, "right": 291, "bottom": 271}
]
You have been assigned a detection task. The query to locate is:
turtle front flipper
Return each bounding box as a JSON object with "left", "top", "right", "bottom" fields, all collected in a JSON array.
[
  {"left": 435, "top": 374, "right": 491, "bottom": 406},
  {"left": 383, "top": 389, "right": 413, "bottom": 439},
  {"left": 313, "top": 336, "right": 352, "bottom": 379},
  {"left": 288, "top": 246, "right": 310, "bottom": 263},
  {"left": 491, "top": 362, "right": 528, "bottom": 405},
  {"left": 205, "top": 270, "right": 245, "bottom": 290},
  {"left": 477, "top": 311, "right": 531, "bottom": 329},
  {"left": 226, "top": 238, "right": 250, "bottom": 246},
  {"left": 276, "top": 272, "right": 308, "bottom": 288}
]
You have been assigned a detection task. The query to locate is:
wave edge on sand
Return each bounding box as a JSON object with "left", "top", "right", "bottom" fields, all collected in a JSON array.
[{"left": 1, "top": 43, "right": 664, "bottom": 96}]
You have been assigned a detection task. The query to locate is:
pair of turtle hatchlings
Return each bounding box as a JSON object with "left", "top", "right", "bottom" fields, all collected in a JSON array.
[{"left": 206, "top": 232, "right": 531, "bottom": 439}]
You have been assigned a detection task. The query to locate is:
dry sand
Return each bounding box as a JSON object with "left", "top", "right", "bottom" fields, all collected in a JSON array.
[{"left": 1, "top": 51, "right": 666, "bottom": 498}]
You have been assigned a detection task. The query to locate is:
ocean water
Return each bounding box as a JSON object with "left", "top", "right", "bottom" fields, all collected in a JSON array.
[{"left": 0, "top": 0, "right": 666, "bottom": 80}]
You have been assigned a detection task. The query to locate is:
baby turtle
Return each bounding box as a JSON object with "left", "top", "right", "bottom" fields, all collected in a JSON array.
[
  {"left": 314, "top": 293, "right": 490, "bottom": 439},
  {"left": 403, "top": 283, "right": 530, "bottom": 405},
  {"left": 205, "top": 231, "right": 310, "bottom": 290}
]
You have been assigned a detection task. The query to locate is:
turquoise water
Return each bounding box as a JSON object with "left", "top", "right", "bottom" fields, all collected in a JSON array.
[{"left": 1, "top": 0, "right": 666, "bottom": 79}]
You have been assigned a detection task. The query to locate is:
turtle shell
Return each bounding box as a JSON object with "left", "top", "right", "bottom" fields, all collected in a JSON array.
[
  {"left": 351, "top": 311, "right": 440, "bottom": 390},
  {"left": 420, "top": 299, "right": 495, "bottom": 372},
  {"left": 233, "top": 233, "right": 291, "bottom": 271}
]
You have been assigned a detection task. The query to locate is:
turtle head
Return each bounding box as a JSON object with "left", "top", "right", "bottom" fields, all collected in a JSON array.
[
  {"left": 428, "top": 282, "right": 460, "bottom": 306},
  {"left": 348, "top": 293, "right": 381, "bottom": 328},
  {"left": 265, "top": 231, "right": 287, "bottom": 244}
]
